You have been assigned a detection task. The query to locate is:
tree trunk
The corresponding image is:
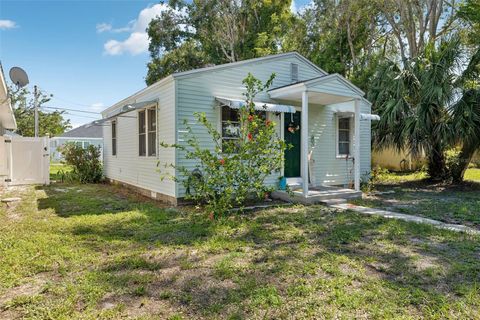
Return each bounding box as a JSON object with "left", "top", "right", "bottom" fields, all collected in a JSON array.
[
  {"left": 451, "top": 143, "right": 477, "bottom": 183},
  {"left": 427, "top": 147, "right": 446, "bottom": 181}
]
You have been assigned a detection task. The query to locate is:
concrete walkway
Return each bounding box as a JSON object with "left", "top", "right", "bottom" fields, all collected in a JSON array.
[{"left": 330, "top": 203, "right": 480, "bottom": 235}]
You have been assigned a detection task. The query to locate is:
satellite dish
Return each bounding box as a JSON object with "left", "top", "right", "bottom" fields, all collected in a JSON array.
[{"left": 9, "top": 67, "right": 29, "bottom": 88}]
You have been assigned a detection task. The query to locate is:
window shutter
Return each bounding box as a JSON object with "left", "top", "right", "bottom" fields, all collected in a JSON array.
[{"left": 291, "top": 63, "right": 299, "bottom": 83}]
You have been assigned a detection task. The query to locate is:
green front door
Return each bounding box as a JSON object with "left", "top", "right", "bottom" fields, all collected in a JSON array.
[{"left": 284, "top": 112, "right": 301, "bottom": 177}]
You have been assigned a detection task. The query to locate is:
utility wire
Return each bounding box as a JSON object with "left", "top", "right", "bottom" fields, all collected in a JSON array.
[{"left": 42, "top": 106, "right": 101, "bottom": 115}]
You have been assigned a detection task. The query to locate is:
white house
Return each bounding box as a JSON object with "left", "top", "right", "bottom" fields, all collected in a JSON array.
[
  {"left": 50, "top": 122, "right": 103, "bottom": 162},
  {"left": 101, "top": 52, "right": 374, "bottom": 205},
  {"left": 0, "top": 64, "right": 17, "bottom": 184}
]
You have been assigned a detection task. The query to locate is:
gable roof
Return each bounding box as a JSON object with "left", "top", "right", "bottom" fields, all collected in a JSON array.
[
  {"left": 268, "top": 74, "right": 365, "bottom": 96},
  {"left": 171, "top": 52, "right": 327, "bottom": 79},
  {"left": 102, "top": 52, "right": 326, "bottom": 116},
  {"left": 58, "top": 122, "right": 103, "bottom": 138}
]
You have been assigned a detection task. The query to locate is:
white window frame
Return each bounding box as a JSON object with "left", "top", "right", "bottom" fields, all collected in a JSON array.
[
  {"left": 111, "top": 119, "right": 117, "bottom": 156},
  {"left": 147, "top": 107, "right": 157, "bottom": 157},
  {"left": 336, "top": 115, "right": 353, "bottom": 158},
  {"left": 138, "top": 106, "right": 157, "bottom": 157}
]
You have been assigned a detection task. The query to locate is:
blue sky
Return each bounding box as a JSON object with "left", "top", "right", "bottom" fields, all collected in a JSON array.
[{"left": 0, "top": 0, "right": 309, "bottom": 129}]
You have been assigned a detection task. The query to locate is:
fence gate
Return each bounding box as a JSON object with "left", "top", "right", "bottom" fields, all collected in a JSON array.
[{"left": 5, "top": 136, "right": 50, "bottom": 185}]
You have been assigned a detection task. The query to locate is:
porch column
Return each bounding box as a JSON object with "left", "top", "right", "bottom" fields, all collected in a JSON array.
[
  {"left": 354, "top": 98, "right": 361, "bottom": 191},
  {"left": 301, "top": 90, "right": 309, "bottom": 197}
]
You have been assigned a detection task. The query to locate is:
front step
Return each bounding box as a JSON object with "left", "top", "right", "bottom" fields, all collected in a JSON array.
[
  {"left": 320, "top": 198, "right": 348, "bottom": 206},
  {"left": 271, "top": 189, "right": 362, "bottom": 205}
]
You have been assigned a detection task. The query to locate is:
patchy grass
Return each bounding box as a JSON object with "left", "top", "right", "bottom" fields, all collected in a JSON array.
[
  {"left": 50, "top": 163, "right": 73, "bottom": 181},
  {"left": 1, "top": 183, "right": 480, "bottom": 319},
  {"left": 465, "top": 168, "right": 480, "bottom": 182},
  {"left": 354, "top": 170, "right": 480, "bottom": 228}
]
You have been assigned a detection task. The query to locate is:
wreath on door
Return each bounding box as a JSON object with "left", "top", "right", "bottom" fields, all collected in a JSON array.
[{"left": 287, "top": 113, "right": 300, "bottom": 133}]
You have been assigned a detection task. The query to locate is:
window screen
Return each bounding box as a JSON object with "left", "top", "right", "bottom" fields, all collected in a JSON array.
[
  {"left": 139, "top": 110, "right": 146, "bottom": 156},
  {"left": 147, "top": 108, "right": 156, "bottom": 156},
  {"left": 111, "top": 120, "right": 117, "bottom": 156},
  {"left": 338, "top": 117, "right": 350, "bottom": 156}
]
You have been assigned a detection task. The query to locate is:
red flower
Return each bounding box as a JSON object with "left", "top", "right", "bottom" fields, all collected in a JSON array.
[
  {"left": 247, "top": 133, "right": 253, "bottom": 141},
  {"left": 219, "top": 158, "right": 225, "bottom": 165},
  {"left": 248, "top": 115, "right": 254, "bottom": 122}
]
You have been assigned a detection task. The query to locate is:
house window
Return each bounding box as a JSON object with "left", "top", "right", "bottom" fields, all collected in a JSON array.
[
  {"left": 337, "top": 116, "right": 351, "bottom": 157},
  {"left": 139, "top": 107, "right": 157, "bottom": 157},
  {"left": 147, "top": 108, "right": 156, "bottom": 156},
  {"left": 221, "top": 106, "right": 241, "bottom": 151},
  {"left": 138, "top": 110, "right": 146, "bottom": 156},
  {"left": 291, "top": 63, "right": 299, "bottom": 83},
  {"left": 221, "top": 105, "right": 266, "bottom": 152},
  {"left": 112, "top": 120, "right": 117, "bottom": 156}
]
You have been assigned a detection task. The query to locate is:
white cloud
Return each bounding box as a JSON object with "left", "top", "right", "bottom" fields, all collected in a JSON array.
[
  {"left": 0, "top": 19, "right": 17, "bottom": 30},
  {"left": 96, "top": 21, "right": 134, "bottom": 33},
  {"left": 102, "top": 3, "right": 178, "bottom": 56},
  {"left": 96, "top": 22, "right": 112, "bottom": 33},
  {"left": 90, "top": 102, "right": 105, "bottom": 112}
]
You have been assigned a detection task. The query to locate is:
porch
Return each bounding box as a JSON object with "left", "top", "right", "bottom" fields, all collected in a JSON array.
[{"left": 267, "top": 74, "right": 376, "bottom": 203}]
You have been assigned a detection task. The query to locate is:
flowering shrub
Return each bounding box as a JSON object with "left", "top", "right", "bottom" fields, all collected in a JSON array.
[
  {"left": 60, "top": 143, "right": 103, "bottom": 183},
  {"left": 162, "top": 73, "right": 286, "bottom": 217}
]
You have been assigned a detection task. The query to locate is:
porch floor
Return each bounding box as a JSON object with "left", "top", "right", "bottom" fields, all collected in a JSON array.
[{"left": 271, "top": 185, "right": 362, "bottom": 205}]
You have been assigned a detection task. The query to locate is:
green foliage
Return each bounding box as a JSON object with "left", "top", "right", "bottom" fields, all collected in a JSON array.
[
  {"left": 145, "top": 0, "right": 293, "bottom": 84},
  {"left": 60, "top": 143, "right": 103, "bottom": 183},
  {"left": 8, "top": 85, "right": 71, "bottom": 137},
  {"left": 282, "top": 0, "right": 386, "bottom": 92},
  {"left": 161, "top": 73, "right": 286, "bottom": 217},
  {"left": 369, "top": 36, "right": 480, "bottom": 182},
  {"left": 458, "top": 0, "right": 480, "bottom": 45}
]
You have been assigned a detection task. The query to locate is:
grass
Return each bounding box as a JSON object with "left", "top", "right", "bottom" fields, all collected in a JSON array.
[
  {"left": 354, "top": 168, "right": 480, "bottom": 228},
  {"left": 50, "top": 163, "right": 73, "bottom": 181},
  {"left": 1, "top": 182, "right": 480, "bottom": 319},
  {"left": 465, "top": 168, "right": 480, "bottom": 182}
]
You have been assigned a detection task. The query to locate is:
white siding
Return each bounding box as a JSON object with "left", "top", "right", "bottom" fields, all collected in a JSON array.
[
  {"left": 175, "top": 56, "right": 324, "bottom": 196},
  {"left": 103, "top": 79, "right": 176, "bottom": 197},
  {"left": 308, "top": 100, "right": 371, "bottom": 187}
]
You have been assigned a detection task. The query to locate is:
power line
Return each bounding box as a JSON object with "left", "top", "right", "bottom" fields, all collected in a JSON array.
[
  {"left": 61, "top": 112, "right": 100, "bottom": 120},
  {"left": 42, "top": 106, "right": 101, "bottom": 115}
]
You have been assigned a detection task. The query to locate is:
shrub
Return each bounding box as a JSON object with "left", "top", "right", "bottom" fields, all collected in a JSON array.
[
  {"left": 60, "top": 143, "right": 103, "bottom": 183},
  {"left": 161, "top": 73, "right": 287, "bottom": 217}
]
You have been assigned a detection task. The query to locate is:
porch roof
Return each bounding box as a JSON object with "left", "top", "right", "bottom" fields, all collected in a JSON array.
[{"left": 268, "top": 74, "right": 368, "bottom": 105}]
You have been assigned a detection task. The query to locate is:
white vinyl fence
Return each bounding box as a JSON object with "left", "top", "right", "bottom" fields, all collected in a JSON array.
[{"left": 2, "top": 136, "right": 50, "bottom": 185}]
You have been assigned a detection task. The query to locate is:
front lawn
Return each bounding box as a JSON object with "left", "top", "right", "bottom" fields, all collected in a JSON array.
[
  {"left": 1, "top": 183, "right": 479, "bottom": 319},
  {"left": 353, "top": 169, "right": 480, "bottom": 228}
]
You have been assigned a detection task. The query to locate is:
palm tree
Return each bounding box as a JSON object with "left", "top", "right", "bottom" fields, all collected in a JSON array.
[
  {"left": 449, "top": 48, "right": 480, "bottom": 182},
  {"left": 368, "top": 36, "right": 480, "bottom": 182}
]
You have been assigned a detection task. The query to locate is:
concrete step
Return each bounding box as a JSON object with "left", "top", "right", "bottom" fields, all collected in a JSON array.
[{"left": 320, "top": 198, "right": 348, "bottom": 206}]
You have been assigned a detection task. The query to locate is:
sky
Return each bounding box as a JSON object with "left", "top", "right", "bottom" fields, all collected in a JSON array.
[{"left": 0, "top": 0, "right": 310, "bottom": 129}]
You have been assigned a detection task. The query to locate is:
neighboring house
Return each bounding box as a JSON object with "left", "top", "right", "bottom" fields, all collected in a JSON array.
[
  {"left": 101, "top": 52, "right": 376, "bottom": 205},
  {"left": 50, "top": 122, "right": 103, "bottom": 162}
]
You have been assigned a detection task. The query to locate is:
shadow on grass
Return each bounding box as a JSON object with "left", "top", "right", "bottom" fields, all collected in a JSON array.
[{"left": 33, "top": 183, "right": 480, "bottom": 318}]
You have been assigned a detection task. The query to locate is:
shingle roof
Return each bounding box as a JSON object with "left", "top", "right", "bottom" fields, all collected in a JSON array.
[{"left": 59, "top": 122, "right": 103, "bottom": 138}]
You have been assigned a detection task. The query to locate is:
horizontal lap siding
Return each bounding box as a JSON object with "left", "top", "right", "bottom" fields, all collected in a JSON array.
[
  {"left": 103, "top": 80, "right": 176, "bottom": 197},
  {"left": 309, "top": 100, "right": 371, "bottom": 187},
  {"left": 360, "top": 100, "right": 372, "bottom": 180},
  {"left": 175, "top": 56, "right": 323, "bottom": 197}
]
